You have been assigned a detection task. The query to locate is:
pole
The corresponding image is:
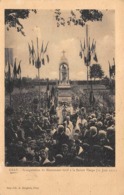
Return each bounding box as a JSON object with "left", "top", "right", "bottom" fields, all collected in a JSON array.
[
  {"left": 37, "top": 37, "right": 41, "bottom": 109},
  {"left": 86, "top": 25, "right": 89, "bottom": 93},
  {"left": 87, "top": 66, "right": 89, "bottom": 92},
  {"left": 10, "top": 91, "right": 11, "bottom": 107},
  {"left": 38, "top": 67, "right": 41, "bottom": 109}
]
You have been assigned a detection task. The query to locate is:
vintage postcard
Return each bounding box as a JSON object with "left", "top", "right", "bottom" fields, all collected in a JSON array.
[{"left": 0, "top": 0, "right": 124, "bottom": 194}]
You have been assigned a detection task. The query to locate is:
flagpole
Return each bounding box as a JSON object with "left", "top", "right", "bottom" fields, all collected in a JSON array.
[
  {"left": 86, "top": 24, "right": 89, "bottom": 93},
  {"left": 113, "top": 58, "right": 115, "bottom": 80},
  {"left": 37, "top": 37, "right": 41, "bottom": 110},
  {"left": 28, "top": 37, "right": 49, "bottom": 111},
  {"left": 38, "top": 66, "right": 40, "bottom": 109},
  {"left": 8, "top": 51, "right": 12, "bottom": 107},
  {"left": 19, "top": 69, "right": 22, "bottom": 97},
  {"left": 8, "top": 50, "right": 12, "bottom": 107},
  {"left": 108, "top": 61, "right": 111, "bottom": 80}
]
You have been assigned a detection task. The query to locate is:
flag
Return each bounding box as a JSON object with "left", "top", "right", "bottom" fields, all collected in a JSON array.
[
  {"left": 32, "top": 59, "right": 35, "bottom": 65},
  {"left": 17, "top": 61, "right": 22, "bottom": 88},
  {"left": 46, "top": 55, "right": 49, "bottom": 63},
  {"left": 79, "top": 51, "right": 82, "bottom": 58},
  {"left": 44, "top": 42, "right": 49, "bottom": 53},
  {"left": 89, "top": 37, "right": 90, "bottom": 51},
  {"left": 13, "top": 58, "right": 17, "bottom": 78},
  {"left": 28, "top": 43, "right": 32, "bottom": 64},
  {"left": 89, "top": 91, "right": 95, "bottom": 105},
  {"left": 91, "top": 40, "right": 96, "bottom": 54},
  {"left": 112, "top": 58, "right": 115, "bottom": 76},
  {"left": 109, "top": 61, "right": 112, "bottom": 78},
  {"left": 17, "top": 61, "right": 21, "bottom": 75},
  {"left": 5, "top": 48, "right": 13, "bottom": 67},
  {"left": 87, "top": 47, "right": 91, "bottom": 63},
  {"left": 111, "top": 65, "right": 115, "bottom": 76},
  {"left": 91, "top": 40, "right": 94, "bottom": 53},
  {"left": 28, "top": 43, "right": 31, "bottom": 53},
  {"left": 41, "top": 41, "right": 44, "bottom": 53},
  {"left": 94, "top": 41, "right": 96, "bottom": 51},
  {"left": 84, "top": 39, "right": 86, "bottom": 50},
  {"left": 8, "top": 64, "right": 11, "bottom": 81},
  {"left": 93, "top": 53, "right": 98, "bottom": 62},
  {"left": 42, "top": 58, "right": 45, "bottom": 65},
  {"left": 84, "top": 56, "right": 87, "bottom": 65},
  {"left": 32, "top": 42, "right": 36, "bottom": 56},
  {"left": 35, "top": 57, "right": 41, "bottom": 69},
  {"left": 113, "top": 58, "right": 115, "bottom": 66},
  {"left": 31, "top": 41, "right": 36, "bottom": 64},
  {"left": 80, "top": 40, "right": 83, "bottom": 51}
]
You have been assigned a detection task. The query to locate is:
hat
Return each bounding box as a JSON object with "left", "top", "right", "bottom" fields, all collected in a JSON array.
[
  {"left": 75, "top": 129, "right": 80, "bottom": 133},
  {"left": 107, "top": 126, "right": 115, "bottom": 131},
  {"left": 91, "top": 113, "right": 96, "bottom": 118},
  {"left": 93, "top": 118, "right": 97, "bottom": 122},
  {"left": 58, "top": 125, "right": 64, "bottom": 133},
  {"left": 62, "top": 144, "right": 68, "bottom": 148},
  {"left": 82, "top": 143, "right": 90, "bottom": 151},
  {"left": 56, "top": 154, "right": 63, "bottom": 159},
  {"left": 81, "top": 107, "right": 85, "bottom": 111},
  {"left": 97, "top": 121, "right": 103, "bottom": 127},
  {"left": 66, "top": 116, "right": 70, "bottom": 120},
  {"left": 98, "top": 130, "right": 107, "bottom": 138},
  {"left": 89, "top": 126, "right": 97, "bottom": 137},
  {"left": 88, "top": 116, "right": 92, "bottom": 120},
  {"left": 104, "top": 145, "right": 113, "bottom": 151},
  {"left": 89, "top": 119, "right": 95, "bottom": 123}
]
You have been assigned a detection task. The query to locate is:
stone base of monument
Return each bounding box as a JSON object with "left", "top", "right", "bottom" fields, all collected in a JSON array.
[{"left": 57, "top": 82, "right": 72, "bottom": 103}]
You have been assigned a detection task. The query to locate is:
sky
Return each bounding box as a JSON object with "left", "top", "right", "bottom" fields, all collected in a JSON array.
[{"left": 5, "top": 10, "right": 115, "bottom": 80}]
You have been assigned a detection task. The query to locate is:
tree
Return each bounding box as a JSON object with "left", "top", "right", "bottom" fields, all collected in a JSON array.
[
  {"left": 54, "top": 9, "right": 103, "bottom": 27},
  {"left": 5, "top": 9, "right": 103, "bottom": 35},
  {"left": 102, "top": 76, "right": 115, "bottom": 94},
  {"left": 5, "top": 9, "right": 37, "bottom": 36},
  {"left": 90, "top": 64, "right": 104, "bottom": 80},
  {"left": 102, "top": 76, "right": 110, "bottom": 87}
]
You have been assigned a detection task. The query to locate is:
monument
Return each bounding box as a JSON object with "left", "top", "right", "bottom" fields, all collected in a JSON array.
[{"left": 57, "top": 51, "right": 72, "bottom": 103}]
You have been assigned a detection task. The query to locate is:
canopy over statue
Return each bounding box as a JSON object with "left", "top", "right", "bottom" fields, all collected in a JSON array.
[
  {"left": 59, "top": 51, "right": 69, "bottom": 84},
  {"left": 61, "top": 64, "right": 67, "bottom": 82},
  {"left": 58, "top": 51, "right": 72, "bottom": 103}
]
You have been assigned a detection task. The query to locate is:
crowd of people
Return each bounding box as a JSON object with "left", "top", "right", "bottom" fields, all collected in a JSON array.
[{"left": 5, "top": 90, "right": 115, "bottom": 167}]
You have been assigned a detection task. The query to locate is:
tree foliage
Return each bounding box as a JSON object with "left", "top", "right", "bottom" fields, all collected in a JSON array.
[
  {"left": 5, "top": 9, "right": 37, "bottom": 36},
  {"left": 90, "top": 64, "right": 104, "bottom": 80},
  {"left": 102, "top": 76, "right": 115, "bottom": 94},
  {"left": 54, "top": 9, "right": 103, "bottom": 27},
  {"left": 5, "top": 9, "right": 103, "bottom": 35}
]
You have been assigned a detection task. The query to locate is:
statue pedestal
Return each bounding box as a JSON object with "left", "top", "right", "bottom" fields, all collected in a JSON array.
[
  {"left": 58, "top": 52, "right": 71, "bottom": 103},
  {"left": 57, "top": 81, "right": 72, "bottom": 103}
]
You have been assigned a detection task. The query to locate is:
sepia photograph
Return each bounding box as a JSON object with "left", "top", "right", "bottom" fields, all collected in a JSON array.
[{"left": 5, "top": 9, "right": 115, "bottom": 167}]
